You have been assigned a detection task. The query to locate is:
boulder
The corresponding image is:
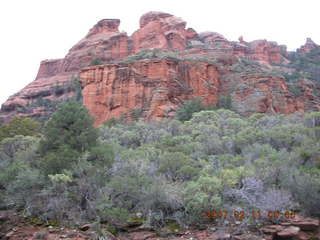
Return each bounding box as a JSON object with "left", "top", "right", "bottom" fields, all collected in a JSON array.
[{"left": 276, "top": 226, "right": 300, "bottom": 239}]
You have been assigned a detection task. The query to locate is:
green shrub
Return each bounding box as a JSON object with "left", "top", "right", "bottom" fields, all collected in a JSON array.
[
  {"left": 103, "top": 117, "right": 123, "bottom": 127},
  {"left": 88, "top": 145, "right": 115, "bottom": 167},
  {"left": 98, "top": 204, "right": 129, "bottom": 224},
  {"left": 40, "top": 145, "right": 80, "bottom": 175},
  {"left": 216, "top": 95, "right": 232, "bottom": 110},
  {"left": 90, "top": 58, "right": 103, "bottom": 66},
  {"left": 175, "top": 98, "right": 204, "bottom": 122},
  {"left": 70, "top": 76, "right": 83, "bottom": 102},
  {"left": 131, "top": 108, "right": 143, "bottom": 121},
  {"left": 183, "top": 175, "right": 223, "bottom": 222},
  {"left": 158, "top": 152, "right": 198, "bottom": 181},
  {"left": 285, "top": 171, "right": 320, "bottom": 216},
  {"left": 0, "top": 117, "right": 40, "bottom": 142},
  {"left": 0, "top": 161, "right": 28, "bottom": 186}
]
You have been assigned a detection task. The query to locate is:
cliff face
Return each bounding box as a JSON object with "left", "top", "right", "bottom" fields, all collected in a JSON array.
[
  {"left": 1, "top": 11, "right": 320, "bottom": 124},
  {"left": 0, "top": 19, "right": 131, "bottom": 120},
  {"left": 80, "top": 59, "right": 219, "bottom": 126}
]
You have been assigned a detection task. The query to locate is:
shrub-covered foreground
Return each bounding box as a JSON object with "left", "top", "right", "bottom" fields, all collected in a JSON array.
[{"left": 0, "top": 102, "right": 320, "bottom": 230}]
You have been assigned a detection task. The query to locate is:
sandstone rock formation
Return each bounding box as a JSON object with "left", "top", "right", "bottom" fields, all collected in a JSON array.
[
  {"left": 1, "top": 18, "right": 131, "bottom": 120},
  {"left": 230, "top": 73, "right": 303, "bottom": 114},
  {"left": 1, "top": 11, "right": 320, "bottom": 125},
  {"left": 232, "top": 39, "right": 287, "bottom": 64},
  {"left": 298, "top": 38, "right": 320, "bottom": 54},
  {"left": 80, "top": 59, "right": 220, "bottom": 126},
  {"left": 131, "top": 11, "right": 189, "bottom": 52}
]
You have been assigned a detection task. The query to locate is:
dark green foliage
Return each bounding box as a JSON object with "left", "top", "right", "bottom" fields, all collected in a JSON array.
[
  {"left": 39, "top": 102, "right": 98, "bottom": 175},
  {"left": 71, "top": 76, "right": 83, "bottom": 102},
  {"left": 52, "top": 84, "right": 66, "bottom": 96},
  {"left": 50, "top": 77, "right": 82, "bottom": 102},
  {"left": 175, "top": 98, "right": 204, "bottom": 122},
  {"left": 40, "top": 145, "right": 80, "bottom": 175},
  {"left": 88, "top": 144, "right": 115, "bottom": 167},
  {"left": 175, "top": 96, "right": 232, "bottom": 122},
  {"left": 90, "top": 58, "right": 103, "bottom": 66},
  {"left": 216, "top": 95, "right": 232, "bottom": 110},
  {"left": 40, "top": 102, "right": 98, "bottom": 153},
  {"left": 130, "top": 108, "right": 143, "bottom": 121},
  {"left": 103, "top": 117, "right": 123, "bottom": 127}
]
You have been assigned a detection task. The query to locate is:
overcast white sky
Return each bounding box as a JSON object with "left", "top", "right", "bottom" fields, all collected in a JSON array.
[{"left": 0, "top": 0, "right": 319, "bottom": 106}]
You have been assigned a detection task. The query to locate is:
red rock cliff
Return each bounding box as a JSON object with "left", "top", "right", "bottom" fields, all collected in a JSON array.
[
  {"left": 80, "top": 59, "right": 220, "bottom": 126},
  {"left": 1, "top": 19, "right": 131, "bottom": 120},
  {"left": 1, "top": 11, "right": 319, "bottom": 124}
]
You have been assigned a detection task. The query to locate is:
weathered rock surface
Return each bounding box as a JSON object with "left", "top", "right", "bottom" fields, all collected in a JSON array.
[
  {"left": 298, "top": 38, "right": 320, "bottom": 54},
  {"left": 1, "top": 18, "right": 131, "bottom": 120},
  {"left": 276, "top": 226, "right": 300, "bottom": 238},
  {"left": 230, "top": 72, "right": 303, "bottom": 115},
  {"left": 80, "top": 59, "right": 220, "bottom": 126},
  {"left": 131, "top": 11, "right": 189, "bottom": 52},
  {"left": 1, "top": 11, "right": 320, "bottom": 123}
]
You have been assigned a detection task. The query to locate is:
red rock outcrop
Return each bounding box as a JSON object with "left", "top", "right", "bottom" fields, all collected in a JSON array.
[
  {"left": 186, "top": 32, "right": 287, "bottom": 64},
  {"left": 230, "top": 73, "right": 303, "bottom": 115},
  {"left": 131, "top": 11, "right": 189, "bottom": 53},
  {"left": 232, "top": 39, "right": 287, "bottom": 64},
  {"left": 297, "top": 38, "right": 319, "bottom": 54},
  {"left": 80, "top": 59, "right": 220, "bottom": 126},
  {"left": 1, "top": 11, "right": 319, "bottom": 124},
  {"left": 1, "top": 19, "right": 131, "bottom": 120}
]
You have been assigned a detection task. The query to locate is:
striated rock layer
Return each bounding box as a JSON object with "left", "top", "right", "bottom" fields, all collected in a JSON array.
[
  {"left": 1, "top": 11, "right": 320, "bottom": 124},
  {"left": 80, "top": 59, "right": 220, "bottom": 126}
]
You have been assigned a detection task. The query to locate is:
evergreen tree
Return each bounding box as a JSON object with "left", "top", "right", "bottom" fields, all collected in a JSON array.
[
  {"left": 39, "top": 102, "right": 98, "bottom": 174},
  {"left": 175, "top": 98, "right": 204, "bottom": 122},
  {"left": 40, "top": 101, "right": 98, "bottom": 153}
]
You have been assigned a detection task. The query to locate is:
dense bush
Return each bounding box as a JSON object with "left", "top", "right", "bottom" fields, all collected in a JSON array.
[
  {"left": 175, "top": 98, "right": 204, "bottom": 122},
  {"left": 0, "top": 107, "right": 320, "bottom": 230},
  {"left": 0, "top": 117, "right": 40, "bottom": 142}
]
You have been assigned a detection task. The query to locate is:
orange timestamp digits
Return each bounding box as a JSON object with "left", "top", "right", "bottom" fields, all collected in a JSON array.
[
  {"left": 267, "top": 210, "right": 295, "bottom": 220},
  {"left": 203, "top": 210, "right": 260, "bottom": 220},
  {"left": 203, "top": 210, "right": 228, "bottom": 220},
  {"left": 203, "top": 209, "right": 295, "bottom": 221}
]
